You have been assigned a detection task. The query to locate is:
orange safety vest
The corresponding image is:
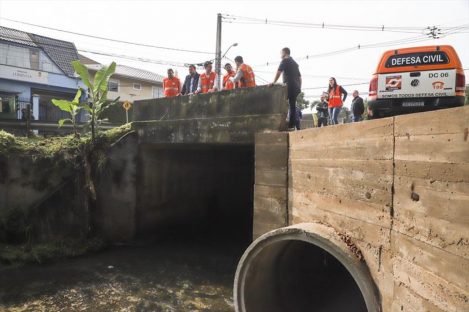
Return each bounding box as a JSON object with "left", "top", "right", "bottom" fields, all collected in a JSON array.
[
  {"left": 200, "top": 72, "right": 216, "bottom": 93},
  {"left": 163, "top": 77, "right": 180, "bottom": 97},
  {"left": 328, "top": 85, "right": 343, "bottom": 108},
  {"left": 237, "top": 64, "right": 256, "bottom": 88},
  {"left": 223, "top": 71, "right": 236, "bottom": 90}
]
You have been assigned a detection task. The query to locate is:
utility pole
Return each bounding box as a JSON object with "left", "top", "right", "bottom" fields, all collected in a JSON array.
[{"left": 215, "top": 13, "right": 222, "bottom": 90}]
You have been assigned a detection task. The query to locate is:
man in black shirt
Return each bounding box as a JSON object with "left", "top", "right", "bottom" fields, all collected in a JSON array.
[
  {"left": 269, "top": 47, "right": 302, "bottom": 130},
  {"left": 351, "top": 90, "right": 365, "bottom": 122}
]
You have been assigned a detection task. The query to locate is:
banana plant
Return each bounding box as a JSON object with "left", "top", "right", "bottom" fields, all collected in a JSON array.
[
  {"left": 51, "top": 88, "right": 83, "bottom": 137},
  {"left": 72, "top": 60, "right": 119, "bottom": 143}
]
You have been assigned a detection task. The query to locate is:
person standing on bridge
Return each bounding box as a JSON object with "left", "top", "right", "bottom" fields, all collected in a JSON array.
[
  {"left": 163, "top": 68, "right": 181, "bottom": 97},
  {"left": 351, "top": 90, "right": 365, "bottom": 122},
  {"left": 181, "top": 65, "right": 200, "bottom": 95},
  {"left": 327, "top": 77, "right": 347, "bottom": 125},
  {"left": 316, "top": 94, "right": 329, "bottom": 127},
  {"left": 230, "top": 56, "right": 256, "bottom": 89},
  {"left": 269, "top": 47, "right": 302, "bottom": 131},
  {"left": 223, "top": 63, "right": 236, "bottom": 90},
  {"left": 196, "top": 61, "right": 218, "bottom": 94}
]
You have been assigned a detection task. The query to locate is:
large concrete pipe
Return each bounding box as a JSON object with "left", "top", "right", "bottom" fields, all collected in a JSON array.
[{"left": 234, "top": 223, "right": 381, "bottom": 312}]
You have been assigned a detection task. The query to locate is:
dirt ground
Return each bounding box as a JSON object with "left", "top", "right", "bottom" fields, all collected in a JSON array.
[{"left": 0, "top": 241, "right": 242, "bottom": 312}]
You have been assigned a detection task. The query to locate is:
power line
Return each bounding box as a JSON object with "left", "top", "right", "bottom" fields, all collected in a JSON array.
[
  {"left": 254, "top": 29, "right": 469, "bottom": 67},
  {"left": 0, "top": 17, "right": 214, "bottom": 55},
  {"left": 79, "top": 49, "right": 188, "bottom": 68},
  {"left": 222, "top": 14, "right": 429, "bottom": 34},
  {"left": 0, "top": 32, "right": 200, "bottom": 68},
  {"left": 255, "top": 69, "right": 368, "bottom": 81}
]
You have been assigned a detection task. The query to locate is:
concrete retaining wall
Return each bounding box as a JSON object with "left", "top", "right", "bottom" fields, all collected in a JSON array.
[
  {"left": 253, "top": 106, "right": 469, "bottom": 311},
  {"left": 0, "top": 150, "right": 86, "bottom": 243},
  {"left": 132, "top": 85, "right": 288, "bottom": 144}
]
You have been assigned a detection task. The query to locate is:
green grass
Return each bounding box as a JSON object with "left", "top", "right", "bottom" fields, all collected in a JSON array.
[{"left": 0, "top": 124, "right": 132, "bottom": 157}]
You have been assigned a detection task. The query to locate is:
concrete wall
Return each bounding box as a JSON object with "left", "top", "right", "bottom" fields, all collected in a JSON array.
[
  {"left": 132, "top": 85, "right": 288, "bottom": 144},
  {"left": 252, "top": 132, "right": 289, "bottom": 238},
  {"left": 253, "top": 106, "right": 469, "bottom": 311},
  {"left": 0, "top": 132, "right": 138, "bottom": 244},
  {"left": 130, "top": 86, "right": 289, "bottom": 244},
  {"left": 95, "top": 132, "right": 138, "bottom": 242},
  {"left": 0, "top": 152, "right": 87, "bottom": 243}
]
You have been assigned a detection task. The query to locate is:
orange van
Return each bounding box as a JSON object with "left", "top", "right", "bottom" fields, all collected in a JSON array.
[{"left": 368, "top": 45, "right": 465, "bottom": 118}]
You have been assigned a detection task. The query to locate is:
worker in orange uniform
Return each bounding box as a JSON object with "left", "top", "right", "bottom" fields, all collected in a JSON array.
[
  {"left": 327, "top": 77, "right": 347, "bottom": 125},
  {"left": 195, "top": 61, "right": 218, "bottom": 94},
  {"left": 230, "top": 56, "right": 256, "bottom": 88},
  {"left": 223, "top": 63, "right": 236, "bottom": 90},
  {"left": 163, "top": 68, "right": 181, "bottom": 97}
]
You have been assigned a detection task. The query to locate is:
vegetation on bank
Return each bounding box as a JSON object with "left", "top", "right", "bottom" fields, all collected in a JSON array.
[
  {"left": 0, "top": 124, "right": 132, "bottom": 265},
  {"left": 0, "top": 123, "right": 131, "bottom": 157}
]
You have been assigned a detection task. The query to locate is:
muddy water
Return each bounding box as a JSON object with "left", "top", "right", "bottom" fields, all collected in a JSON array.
[{"left": 0, "top": 241, "right": 243, "bottom": 311}]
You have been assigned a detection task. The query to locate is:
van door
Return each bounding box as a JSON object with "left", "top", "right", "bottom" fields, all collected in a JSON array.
[{"left": 377, "top": 69, "right": 456, "bottom": 100}]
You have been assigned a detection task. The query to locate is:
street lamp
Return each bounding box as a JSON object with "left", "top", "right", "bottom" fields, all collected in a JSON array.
[
  {"left": 216, "top": 42, "right": 238, "bottom": 90},
  {"left": 222, "top": 42, "right": 238, "bottom": 59}
]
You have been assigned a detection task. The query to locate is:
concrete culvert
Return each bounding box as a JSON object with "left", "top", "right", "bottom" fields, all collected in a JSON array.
[{"left": 234, "top": 223, "right": 381, "bottom": 312}]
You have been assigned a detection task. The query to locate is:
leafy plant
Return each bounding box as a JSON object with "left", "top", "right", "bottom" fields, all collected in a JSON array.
[
  {"left": 72, "top": 60, "right": 119, "bottom": 143},
  {"left": 52, "top": 88, "right": 83, "bottom": 137},
  {"left": 296, "top": 92, "right": 310, "bottom": 110}
]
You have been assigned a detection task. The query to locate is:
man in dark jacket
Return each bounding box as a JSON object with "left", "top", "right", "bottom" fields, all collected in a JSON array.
[
  {"left": 351, "top": 90, "right": 365, "bottom": 122},
  {"left": 181, "top": 65, "right": 200, "bottom": 95},
  {"left": 316, "top": 95, "right": 329, "bottom": 127},
  {"left": 269, "top": 47, "right": 302, "bottom": 131}
]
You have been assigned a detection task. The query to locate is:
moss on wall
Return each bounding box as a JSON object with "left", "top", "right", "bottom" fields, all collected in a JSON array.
[{"left": 0, "top": 124, "right": 132, "bottom": 265}]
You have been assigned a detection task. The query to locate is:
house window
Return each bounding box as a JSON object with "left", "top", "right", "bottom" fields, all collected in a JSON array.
[
  {"left": 30, "top": 49, "right": 39, "bottom": 70},
  {"left": 0, "top": 43, "right": 62, "bottom": 74},
  {"left": 108, "top": 80, "right": 119, "bottom": 92},
  {"left": 133, "top": 83, "right": 142, "bottom": 91},
  {"left": 152, "top": 86, "right": 162, "bottom": 98}
]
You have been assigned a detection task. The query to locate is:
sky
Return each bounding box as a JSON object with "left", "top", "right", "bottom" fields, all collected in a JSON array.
[{"left": 0, "top": 0, "right": 468, "bottom": 110}]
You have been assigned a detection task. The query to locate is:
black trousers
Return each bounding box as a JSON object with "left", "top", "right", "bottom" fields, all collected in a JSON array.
[
  {"left": 288, "top": 94, "right": 298, "bottom": 129},
  {"left": 317, "top": 117, "right": 328, "bottom": 127}
]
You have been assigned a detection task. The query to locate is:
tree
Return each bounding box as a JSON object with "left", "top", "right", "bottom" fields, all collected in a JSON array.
[
  {"left": 72, "top": 60, "right": 119, "bottom": 143},
  {"left": 296, "top": 92, "right": 310, "bottom": 110},
  {"left": 52, "top": 88, "right": 83, "bottom": 137}
]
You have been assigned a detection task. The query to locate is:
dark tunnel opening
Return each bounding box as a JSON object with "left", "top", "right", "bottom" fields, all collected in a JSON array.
[
  {"left": 136, "top": 143, "right": 255, "bottom": 247},
  {"left": 241, "top": 239, "right": 368, "bottom": 312}
]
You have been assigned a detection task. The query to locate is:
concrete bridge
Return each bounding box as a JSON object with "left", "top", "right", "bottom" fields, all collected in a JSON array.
[
  {"left": 99, "top": 86, "right": 468, "bottom": 312},
  {"left": 97, "top": 85, "right": 288, "bottom": 244}
]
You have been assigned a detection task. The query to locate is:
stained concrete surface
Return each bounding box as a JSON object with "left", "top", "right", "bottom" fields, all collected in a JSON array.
[{"left": 248, "top": 106, "right": 469, "bottom": 312}]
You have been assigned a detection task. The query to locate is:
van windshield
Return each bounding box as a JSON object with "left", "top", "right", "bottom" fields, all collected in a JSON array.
[{"left": 385, "top": 51, "right": 449, "bottom": 68}]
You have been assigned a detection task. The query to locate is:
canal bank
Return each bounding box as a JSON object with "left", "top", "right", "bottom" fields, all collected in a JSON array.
[{"left": 0, "top": 240, "right": 242, "bottom": 312}]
